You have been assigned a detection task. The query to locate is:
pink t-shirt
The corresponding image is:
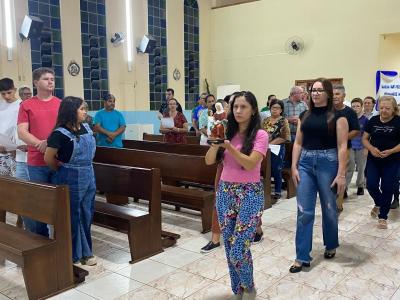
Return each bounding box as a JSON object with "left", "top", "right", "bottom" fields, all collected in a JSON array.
[
  {"left": 221, "top": 129, "right": 269, "bottom": 183},
  {"left": 17, "top": 96, "right": 61, "bottom": 166}
]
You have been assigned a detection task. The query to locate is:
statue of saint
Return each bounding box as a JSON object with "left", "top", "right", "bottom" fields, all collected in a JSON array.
[{"left": 208, "top": 102, "right": 227, "bottom": 144}]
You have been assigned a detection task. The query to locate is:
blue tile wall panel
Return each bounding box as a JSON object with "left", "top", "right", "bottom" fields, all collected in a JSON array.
[
  {"left": 80, "top": 0, "right": 109, "bottom": 111},
  {"left": 28, "top": 0, "right": 64, "bottom": 98},
  {"left": 184, "top": 0, "right": 200, "bottom": 109},
  {"left": 148, "top": 0, "right": 168, "bottom": 111}
]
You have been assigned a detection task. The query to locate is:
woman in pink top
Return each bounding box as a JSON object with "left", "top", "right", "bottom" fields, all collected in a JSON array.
[{"left": 205, "top": 91, "right": 268, "bottom": 300}]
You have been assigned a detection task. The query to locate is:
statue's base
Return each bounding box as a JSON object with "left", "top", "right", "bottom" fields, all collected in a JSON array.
[{"left": 207, "top": 138, "right": 225, "bottom": 145}]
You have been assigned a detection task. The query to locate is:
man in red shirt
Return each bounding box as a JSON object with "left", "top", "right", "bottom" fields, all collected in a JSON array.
[{"left": 17, "top": 67, "right": 61, "bottom": 237}]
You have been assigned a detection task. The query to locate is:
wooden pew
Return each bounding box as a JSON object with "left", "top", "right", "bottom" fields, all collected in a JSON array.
[
  {"left": 94, "top": 147, "right": 216, "bottom": 233},
  {"left": 121, "top": 140, "right": 272, "bottom": 208},
  {"left": 143, "top": 133, "right": 200, "bottom": 144},
  {"left": 123, "top": 139, "right": 208, "bottom": 156},
  {"left": 282, "top": 142, "right": 296, "bottom": 198},
  {"left": 93, "top": 163, "right": 164, "bottom": 263},
  {"left": 0, "top": 176, "right": 74, "bottom": 300}
]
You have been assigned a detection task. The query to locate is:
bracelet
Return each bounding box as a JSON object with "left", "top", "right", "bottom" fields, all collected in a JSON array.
[{"left": 338, "top": 175, "right": 345, "bottom": 178}]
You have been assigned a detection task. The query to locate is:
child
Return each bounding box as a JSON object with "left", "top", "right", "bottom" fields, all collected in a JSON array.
[{"left": 44, "top": 97, "right": 97, "bottom": 265}]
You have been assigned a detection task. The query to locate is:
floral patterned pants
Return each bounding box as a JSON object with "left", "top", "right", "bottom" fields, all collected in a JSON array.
[
  {"left": 0, "top": 154, "right": 16, "bottom": 177},
  {"left": 216, "top": 180, "right": 264, "bottom": 294}
]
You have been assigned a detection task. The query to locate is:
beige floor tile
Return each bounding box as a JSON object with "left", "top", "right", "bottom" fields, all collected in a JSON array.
[
  {"left": 149, "top": 269, "right": 213, "bottom": 298},
  {"left": 76, "top": 273, "right": 143, "bottom": 300},
  {"left": 116, "top": 285, "right": 179, "bottom": 300},
  {"left": 151, "top": 247, "right": 203, "bottom": 268},
  {"left": 259, "top": 279, "right": 319, "bottom": 300},
  {"left": 48, "top": 289, "right": 96, "bottom": 299},
  {"left": 0, "top": 267, "right": 24, "bottom": 293},
  {"left": 333, "top": 276, "right": 397, "bottom": 300},
  {"left": 285, "top": 267, "right": 346, "bottom": 291},
  {"left": 182, "top": 256, "right": 228, "bottom": 281},
  {"left": 116, "top": 259, "right": 176, "bottom": 284},
  {"left": 184, "top": 281, "right": 232, "bottom": 300},
  {"left": 349, "top": 262, "right": 400, "bottom": 288}
]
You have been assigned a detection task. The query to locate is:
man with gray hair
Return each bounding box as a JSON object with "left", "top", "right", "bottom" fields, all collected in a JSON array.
[
  {"left": 18, "top": 86, "right": 32, "bottom": 101},
  {"left": 333, "top": 84, "right": 360, "bottom": 211},
  {"left": 283, "top": 86, "right": 308, "bottom": 141}
]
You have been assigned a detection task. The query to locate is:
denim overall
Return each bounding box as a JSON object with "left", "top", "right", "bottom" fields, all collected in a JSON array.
[{"left": 54, "top": 123, "right": 96, "bottom": 262}]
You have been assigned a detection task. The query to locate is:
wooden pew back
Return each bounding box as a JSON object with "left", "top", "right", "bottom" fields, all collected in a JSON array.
[
  {"left": 94, "top": 147, "right": 217, "bottom": 185},
  {"left": 143, "top": 133, "right": 200, "bottom": 144},
  {"left": 93, "top": 163, "right": 161, "bottom": 216},
  {"left": 123, "top": 139, "right": 208, "bottom": 156},
  {"left": 0, "top": 176, "right": 74, "bottom": 296}
]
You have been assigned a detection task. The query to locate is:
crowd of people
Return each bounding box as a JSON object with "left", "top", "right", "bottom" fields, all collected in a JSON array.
[
  {"left": 0, "top": 67, "right": 127, "bottom": 266},
  {"left": 1, "top": 68, "right": 399, "bottom": 300}
]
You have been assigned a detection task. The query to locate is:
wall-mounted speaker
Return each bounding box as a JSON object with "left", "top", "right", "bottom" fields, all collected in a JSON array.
[
  {"left": 20, "top": 15, "right": 44, "bottom": 39},
  {"left": 137, "top": 34, "right": 156, "bottom": 53}
]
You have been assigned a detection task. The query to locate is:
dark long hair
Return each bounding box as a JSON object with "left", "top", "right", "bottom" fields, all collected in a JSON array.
[
  {"left": 55, "top": 96, "right": 84, "bottom": 131},
  {"left": 302, "top": 78, "right": 336, "bottom": 133},
  {"left": 226, "top": 91, "right": 261, "bottom": 155}
]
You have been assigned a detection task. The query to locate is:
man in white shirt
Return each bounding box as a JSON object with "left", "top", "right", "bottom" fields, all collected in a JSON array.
[{"left": 0, "top": 78, "right": 22, "bottom": 177}]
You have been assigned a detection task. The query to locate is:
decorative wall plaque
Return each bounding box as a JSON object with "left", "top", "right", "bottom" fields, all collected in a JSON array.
[
  {"left": 173, "top": 68, "right": 181, "bottom": 81},
  {"left": 67, "top": 61, "right": 80, "bottom": 76}
]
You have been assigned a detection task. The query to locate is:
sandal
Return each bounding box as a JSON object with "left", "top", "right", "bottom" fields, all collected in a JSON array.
[{"left": 289, "top": 261, "right": 310, "bottom": 273}]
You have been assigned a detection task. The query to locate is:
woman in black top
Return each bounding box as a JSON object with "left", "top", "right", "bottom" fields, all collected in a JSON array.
[
  {"left": 290, "top": 78, "right": 348, "bottom": 273},
  {"left": 362, "top": 96, "right": 400, "bottom": 229}
]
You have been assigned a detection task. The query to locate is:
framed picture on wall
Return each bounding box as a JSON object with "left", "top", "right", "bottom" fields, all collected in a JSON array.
[{"left": 295, "top": 78, "right": 343, "bottom": 93}]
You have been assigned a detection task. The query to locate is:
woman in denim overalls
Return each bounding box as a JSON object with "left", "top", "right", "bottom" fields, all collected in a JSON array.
[{"left": 45, "top": 96, "right": 96, "bottom": 265}]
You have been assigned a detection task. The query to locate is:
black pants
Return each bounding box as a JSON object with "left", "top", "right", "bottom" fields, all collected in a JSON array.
[{"left": 366, "top": 158, "right": 400, "bottom": 219}]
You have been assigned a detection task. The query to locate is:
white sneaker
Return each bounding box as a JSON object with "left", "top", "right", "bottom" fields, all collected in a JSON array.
[{"left": 82, "top": 256, "right": 97, "bottom": 266}]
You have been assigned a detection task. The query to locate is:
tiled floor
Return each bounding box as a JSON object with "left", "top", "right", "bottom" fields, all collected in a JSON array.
[{"left": 1, "top": 177, "right": 400, "bottom": 300}]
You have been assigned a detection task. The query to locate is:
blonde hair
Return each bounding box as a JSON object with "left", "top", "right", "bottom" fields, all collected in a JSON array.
[{"left": 379, "top": 95, "right": 399, "bottom": 116}]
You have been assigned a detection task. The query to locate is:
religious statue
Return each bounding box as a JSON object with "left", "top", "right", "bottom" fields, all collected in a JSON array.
[{"left": 207, "top": 102, "right": 227, "bottom": 145}]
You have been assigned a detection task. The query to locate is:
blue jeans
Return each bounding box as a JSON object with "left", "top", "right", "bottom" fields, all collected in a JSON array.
[
  {"left": 271, "top": 145, "right": 285, "bottom": 195},
  {"left": 15, "top": 162, "right": 29, "bottom": 181},
  {"left": 366, "top": 158, "right": 400, "bottom": 219},
  {"left": 295, "top": 149, "right": 339, "bottom": 263},
  {"left": 23, "top": 166, "right": 57, "bottom": 237}
]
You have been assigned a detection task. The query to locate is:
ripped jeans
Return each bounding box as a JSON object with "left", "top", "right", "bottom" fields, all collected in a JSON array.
[{"left": 295, "top": 148, "right": 339, "bottom": 263}]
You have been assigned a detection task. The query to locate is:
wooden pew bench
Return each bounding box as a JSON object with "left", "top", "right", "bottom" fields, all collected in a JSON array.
[
  {"left": 94, "top": 147, "right": 217, "bottom": 233},
  {"left": 0, "top": 176, "right": 75, "bottom": 300},
  {"left": 121, "top": 140, "right": 272, "bottom": 208},
  {"left": 143, "top": 133, "right": 200, "bottom": 144},
  {"left": 93, "top": 163, "right": 165, "bottom": 264}
]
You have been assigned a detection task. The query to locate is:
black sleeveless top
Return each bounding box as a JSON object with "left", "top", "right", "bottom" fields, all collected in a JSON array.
[{"left": 300, "top": 107, "right": 342, "bottom": 150}]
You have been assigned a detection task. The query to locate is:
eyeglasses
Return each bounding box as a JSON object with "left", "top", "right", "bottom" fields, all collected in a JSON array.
[{"left": 311, "top": 89, "right": 325, "bottom": 94}]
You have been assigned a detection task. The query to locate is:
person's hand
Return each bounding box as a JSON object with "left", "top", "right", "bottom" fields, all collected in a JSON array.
[
  {"left": 0, "top": 146, "right": 7, "bottom": 154},
  {"left": 331, "top": 175, "right": 346, "bottom": 196},
  {"left": 106, "top": 137, "right": 113, "bottom": 144},
  {"left": 380, "top": 149, "right": 393, "bottom": 158},
  {"left": 171, "top": 127, "right": 180, "bottom": 133},
  {"left": 17, "top": 145, "right": 28, "bottom": 152},
  {"left": 370, "top": 147, "right": 382, "bottom": 158},
  {"left": 35, "top": 140, "right": 47, "bottom": 153},
  {"left": 291, "top": 167, "right": 300, "bottom": 187}
]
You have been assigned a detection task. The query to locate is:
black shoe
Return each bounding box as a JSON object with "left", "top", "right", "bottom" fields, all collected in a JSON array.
[
  {"left": 343, "top": 191, "right": 348, "bottom": 199},
  {"left": 391, "top": 198, "right": 399, "bottom": 209},
  {"left": 324, "top": 249, "right": 336, "bottom": 259},
  {"left": 289, "top": 262, "right": 310, "bottom": 273},
  {"left": 357, "top": 188, "right": 364, "bottom": 196},
  {"left": 273, "top": 193, "right": 281, "bottom": 200},
  {"left": 200, "top": 241, "right": 220, "bottom": 253},
  {"left": 253, "top": 232, "right": 264, "bottom": 244}
]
